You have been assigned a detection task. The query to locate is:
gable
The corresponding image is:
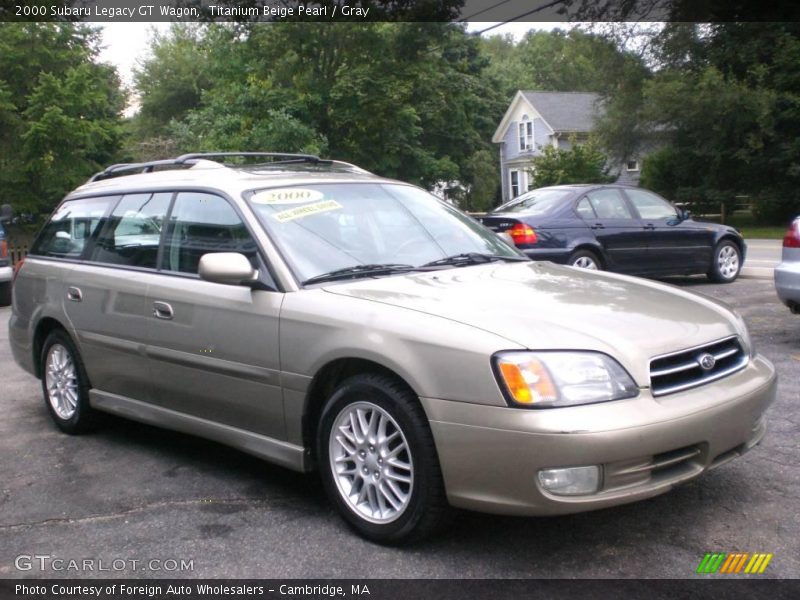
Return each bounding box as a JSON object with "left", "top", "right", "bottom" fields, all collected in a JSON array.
[{"left": 492, "top": 91, "right": 555, "bottom": 143}]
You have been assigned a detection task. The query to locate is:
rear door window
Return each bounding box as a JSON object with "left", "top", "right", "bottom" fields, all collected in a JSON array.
[
  {"left": 30, "top": 196, "right": 118, "bottom": 259},
  {"left": 90, "top": 193, "right": 172, "bottom": 268},
  {"left": 586, "top": 189, "right": 634, "bottom": 220}
]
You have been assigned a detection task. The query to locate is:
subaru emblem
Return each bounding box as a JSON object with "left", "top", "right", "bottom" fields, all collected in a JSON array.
[{"left": 697, "top": 353, "right": 716, "bottom": 371}]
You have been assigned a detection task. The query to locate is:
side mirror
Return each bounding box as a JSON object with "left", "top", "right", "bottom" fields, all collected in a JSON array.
[
  {"left": 0, "top": 204, "right": 12, "bottom": 223},
  {"left": 679, "top": 209, "right": 691, "bottom": 221},
  {"left": 55, "top": 230, "right": 71, "bottom": 240},
  {"left": 198, "top": 252, "right": 258, "bottom": 286}
]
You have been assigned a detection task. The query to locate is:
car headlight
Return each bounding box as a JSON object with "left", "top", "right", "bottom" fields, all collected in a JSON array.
[{"left": 493, "top": 351, "right": 639, "bottom": 408}]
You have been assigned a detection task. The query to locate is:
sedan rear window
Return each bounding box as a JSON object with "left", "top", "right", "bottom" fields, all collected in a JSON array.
[{"left": 494, "top": 189, "right": 573, "bottom": 215}]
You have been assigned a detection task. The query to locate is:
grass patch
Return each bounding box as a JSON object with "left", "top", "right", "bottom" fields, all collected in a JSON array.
[{"left": 735, "top": 226, "right": 786, "bottom": 240}]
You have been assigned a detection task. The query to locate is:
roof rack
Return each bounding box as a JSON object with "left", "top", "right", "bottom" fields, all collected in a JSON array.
[{"left": 87, "top": 152, "right": 332, "bottom": 183}]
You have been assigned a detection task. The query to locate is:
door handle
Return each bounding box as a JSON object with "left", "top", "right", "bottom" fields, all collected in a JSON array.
[
  {"left": 152, "top": 301, "right": 174, "bottom": 320},
  {"left": 591, "top": 223, "right": 605, "bottom": 229},
  {"left": 643, "top": 223, "right": 656, "bottom": 230},
  {"left": 66, "top": 286, "right": 82, "bottom": 302}
]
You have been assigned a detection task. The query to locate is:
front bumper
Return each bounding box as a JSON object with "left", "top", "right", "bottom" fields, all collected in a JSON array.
[{"left": 422, "top": 354, "right": 776, "bottom": 516}]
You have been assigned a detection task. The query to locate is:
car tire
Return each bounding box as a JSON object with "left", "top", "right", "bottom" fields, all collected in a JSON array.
[
  {"left": 40, "top": 329, "right": 97, "bottom": 434},
  {"left": 707, "top": 240, "right": 741, "bottom": 283},
  {"left": 568, "top": 249, "right": 602, "bottom": 270},
  {"left": 0, "top": 281, "right": 10, "bottom": 307},
  {"left": 317, "top": 373, "right": 451, "bottom": 544}
]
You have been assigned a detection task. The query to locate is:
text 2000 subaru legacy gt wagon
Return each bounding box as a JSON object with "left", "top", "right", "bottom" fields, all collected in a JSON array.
[{"left": 9, "top": 153, "right": 776, "bottom": 543}]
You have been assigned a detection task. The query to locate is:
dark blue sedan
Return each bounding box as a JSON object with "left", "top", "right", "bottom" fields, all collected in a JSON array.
[{"left": 478, "top": 184, "right": 745, "bottom": 283}]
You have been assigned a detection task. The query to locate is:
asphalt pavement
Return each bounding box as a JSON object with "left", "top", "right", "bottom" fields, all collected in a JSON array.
[{"left": 0, "top": 276, "right": 798, "bottom": 579}]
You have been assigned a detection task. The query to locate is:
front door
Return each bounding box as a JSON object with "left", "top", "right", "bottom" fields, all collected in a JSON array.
[
  {"left": 144, "top": 191, "right": 285, "bottom": 440},
  {"left": 624, "top": 189, "right": 713, "bottom": 272}
]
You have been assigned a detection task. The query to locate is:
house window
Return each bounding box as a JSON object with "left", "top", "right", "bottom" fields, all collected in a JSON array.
[
  {"left": 626, "top": 159, "right": 639, "bottom": 171},
  {"left": 510, "top": 170, "right": 520, "bottom": 198},
  {"left": 518, "top": 116, "right": 533, "bottom": 151}
]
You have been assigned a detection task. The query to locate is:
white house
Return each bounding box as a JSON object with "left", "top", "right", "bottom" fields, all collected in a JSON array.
[{"left": 492, "top": 90, "right": 641, "bottom": 202}]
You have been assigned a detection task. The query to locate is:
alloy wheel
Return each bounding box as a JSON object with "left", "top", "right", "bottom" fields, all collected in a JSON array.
[{"left": 328, "top": 401, "right": 414, "bottom": 524}]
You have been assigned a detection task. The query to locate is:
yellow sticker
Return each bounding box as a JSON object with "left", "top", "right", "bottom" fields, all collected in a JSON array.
[
  {"left": 252, "top": 188, "right": 324, "bottom": 205},
  {"left": 273, "top": 200, "right": 343, "bottom": 223}
]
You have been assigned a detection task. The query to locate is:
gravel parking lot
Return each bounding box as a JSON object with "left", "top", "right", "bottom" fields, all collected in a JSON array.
[{"left": 1, "top": 276, "right": 798, "bottom": 579}]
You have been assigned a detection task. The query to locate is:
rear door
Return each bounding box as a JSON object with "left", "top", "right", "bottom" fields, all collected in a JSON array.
[
  {"left": 144, "top": 191, "right": 285, "bottom": 439},
  {"left": 624, "top": 188, "right": 714, "bottom": 271},
  {"left": 580, "top": 188, "right": 647, "bottom": 272},
  {"left": 35, "top": 194, "right": 160, "bottom": 401}
]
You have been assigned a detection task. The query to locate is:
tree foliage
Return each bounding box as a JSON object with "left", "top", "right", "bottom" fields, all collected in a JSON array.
[
  {"left": 529, "top": 136, "right": 614, "bottom": 188},
  {"left": 0, "top": 23, "right": 125, "bottom": 217},
  {"left": 598, "top": 23, "right": 800, "bottom": 223},
  {"left": 128, "top": 23, "right": 506, "bottom": 208}
]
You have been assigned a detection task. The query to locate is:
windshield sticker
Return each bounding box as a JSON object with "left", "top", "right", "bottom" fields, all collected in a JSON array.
[
  {"left": 272, "top": 200, "right": 342, "bottom": 223},
  {"left": 252, "top": 188, "right": 325, "bottom": 205}
]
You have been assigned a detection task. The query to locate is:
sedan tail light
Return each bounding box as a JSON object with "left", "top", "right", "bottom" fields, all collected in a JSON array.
[
  {"left": 783, "top": 219, "right": 800, "bottom": 248},
  {"left": 508, "top": 223, "right": 537, "bottom": 246},
  {"left": 0, "top": 239, "right": 6, "bottom": 258}
]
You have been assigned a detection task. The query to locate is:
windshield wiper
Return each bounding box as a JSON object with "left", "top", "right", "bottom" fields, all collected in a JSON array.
[
  {"left": 421, "top": 252, "right": 529, "bottom": 268},
  {"left": 302, "top": 263, "right": 416, "bottom": 285}
]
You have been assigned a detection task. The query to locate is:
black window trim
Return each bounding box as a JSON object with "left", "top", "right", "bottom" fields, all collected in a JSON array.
[{"left": 28, "top": 186, "right": 284, "bottom": 292}]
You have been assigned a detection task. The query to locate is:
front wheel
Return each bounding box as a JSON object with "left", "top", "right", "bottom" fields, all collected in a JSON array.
[
  {"left": 317, "top": 374, "right": 450, "bottom": 544},
  {"left": 568, "top": 249, "right": 601, "bottom": 270},
  {"left": 40, "top": 329, "right": 97, "bottom": 434},
  {"left": 707, "top": 240, "right": 741, "bottom": 283}
]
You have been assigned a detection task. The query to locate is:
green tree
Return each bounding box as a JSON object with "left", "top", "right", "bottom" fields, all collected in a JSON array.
[
  {"left": 132, "top": 23, "right": 504, "bottom": 207},
  {"left": 0, "top": 23, "right": 125, "bottom": 218},
  {"left": 529, "top": 136, "right": 614, "bottom": 188}
]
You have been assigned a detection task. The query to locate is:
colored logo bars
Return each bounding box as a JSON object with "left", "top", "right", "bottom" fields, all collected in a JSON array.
[{"left": 697, "top": 552, "right": 773, "bottom": 574}]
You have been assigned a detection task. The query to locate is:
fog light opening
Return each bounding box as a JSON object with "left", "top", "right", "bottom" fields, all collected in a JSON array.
[{"left": 538, "top": 466, "right": 601, "bottom": 496}]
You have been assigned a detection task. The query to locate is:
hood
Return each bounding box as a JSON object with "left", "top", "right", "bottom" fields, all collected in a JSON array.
[{"left": 323, "top": 262, "right": 742, "bottom": 385}]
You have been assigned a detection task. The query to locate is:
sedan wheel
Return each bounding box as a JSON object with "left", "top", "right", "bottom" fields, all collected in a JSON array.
[
  {"left": 708, "top": 241, "right": 741, "bottom": 283},
  {"left": 40, "top": 329, "right": 97, "bottom": 434},
  {"left": 318, "top": 374, "right": 450, "bottom": 543},
  {"left": 568, "top": 250, "right": 601, "bottom": 270}
]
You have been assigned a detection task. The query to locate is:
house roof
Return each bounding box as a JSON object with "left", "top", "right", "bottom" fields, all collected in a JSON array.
[
  {"left": 492, "top": 90, "right": 602, "bottom": 143},
  {"left": 521, "top": 91, "right": 601, "bottom": 133}
]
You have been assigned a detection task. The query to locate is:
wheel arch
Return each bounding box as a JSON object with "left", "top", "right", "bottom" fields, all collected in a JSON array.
[
  {"left": 301, "top": 357, "right": 421, "bottom": 469},
  {"left": 32, "top": 317, "right": 70, "bottom": 379}
]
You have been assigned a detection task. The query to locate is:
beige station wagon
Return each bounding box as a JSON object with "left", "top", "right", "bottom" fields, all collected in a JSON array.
[{"left": 9, "top": 153, "right": 777, "bottom": 543}]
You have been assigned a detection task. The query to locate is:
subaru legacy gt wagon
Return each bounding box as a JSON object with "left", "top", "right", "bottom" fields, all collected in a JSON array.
[{"left": 9, "top": 153, "right": 776, "bottom": 543}]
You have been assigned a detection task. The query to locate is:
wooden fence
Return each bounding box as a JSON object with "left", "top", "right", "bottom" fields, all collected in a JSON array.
[{"left": 9, "top": 245, "right": 28, "bottom": 266}]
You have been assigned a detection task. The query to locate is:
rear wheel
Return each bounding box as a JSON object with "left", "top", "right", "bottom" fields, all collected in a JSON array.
[
  {"left": 707, "top": 240, "right": 741, "bottom": 283},
  {"left": 40, "top": 329, "right": 97, "bottom": 434},
  {"left": 568, "top": 249, "right": 601, "bottom": 270},
  {"left": 317, "top": 374, "right": 450, "bottom": 544}
]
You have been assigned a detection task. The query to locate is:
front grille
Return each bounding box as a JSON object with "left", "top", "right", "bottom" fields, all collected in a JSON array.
[{"left": 649, "top": 336, "right": 748, "bottom": 396}]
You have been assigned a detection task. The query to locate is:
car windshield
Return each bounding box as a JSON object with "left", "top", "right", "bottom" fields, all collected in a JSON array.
[
  {"left": 494, "top": 189, "right": 573, "bottom": 214},
  {"left": 245, "top": 183, "right": 520, "bottom": 283}
]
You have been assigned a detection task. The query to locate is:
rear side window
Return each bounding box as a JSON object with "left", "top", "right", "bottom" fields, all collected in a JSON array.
[
  {"left": 586, "top": 189, "right": 633, "bottom": 220},
  {"left": 30, "top": 196, "right": 117, "bottom": 259},
  {"left": 90, "top": 193, "right": 172, "bottom": 268},
  {"left": 575, "top": 197, "right": 596, "bottom": 219},
  {"left": 161, "top": 192, "right": 258, "bottom": 274}
]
